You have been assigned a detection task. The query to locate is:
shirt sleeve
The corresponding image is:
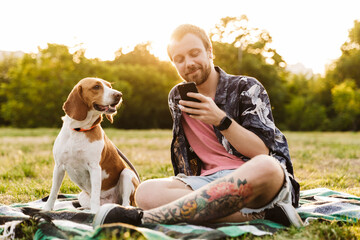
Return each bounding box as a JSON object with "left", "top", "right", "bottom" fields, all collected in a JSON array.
[{"left": 168, "top": 86, "right": 177, "bottom": 121}]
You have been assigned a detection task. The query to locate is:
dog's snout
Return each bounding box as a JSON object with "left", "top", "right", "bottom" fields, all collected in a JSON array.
[{"left": 114, "top": 92, "right": 122, "bottom": 101}]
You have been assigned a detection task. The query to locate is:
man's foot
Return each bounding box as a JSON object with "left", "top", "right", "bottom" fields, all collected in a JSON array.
[
  {"left": 264, "top": 202, "right": 304, "bottom": 227},
  {"left": 92, "top": 204, "right": 144, "bottom": 228}
]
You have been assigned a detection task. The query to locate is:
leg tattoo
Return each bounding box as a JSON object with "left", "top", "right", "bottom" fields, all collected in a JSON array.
[{"left": 143, "top": 177, "right": 253, "bottom": 224}]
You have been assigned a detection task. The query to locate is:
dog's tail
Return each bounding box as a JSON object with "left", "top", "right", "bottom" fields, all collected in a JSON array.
[{"left": 115, "top": 146, "right": 141, "bottom": 183}]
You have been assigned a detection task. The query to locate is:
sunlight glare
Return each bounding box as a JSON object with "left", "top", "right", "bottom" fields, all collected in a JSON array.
[{"left": 0, "top": 0, "right": 359, "bottom": 75}]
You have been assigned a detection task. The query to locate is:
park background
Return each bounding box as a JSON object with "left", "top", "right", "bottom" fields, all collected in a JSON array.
[
  {"left": 0, "top": 1, "right": 359, "bottom": 238},
  {"left": 1, "top": 16, "right": 360, "bottom": 131},
  {"left": 0, "top": 0, "right": 360, "bottom": 131}
]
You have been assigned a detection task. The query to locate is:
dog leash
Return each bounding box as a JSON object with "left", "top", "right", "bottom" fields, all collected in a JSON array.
[{"left": 115, "top": 145, "right": 141, "bottom": 183}]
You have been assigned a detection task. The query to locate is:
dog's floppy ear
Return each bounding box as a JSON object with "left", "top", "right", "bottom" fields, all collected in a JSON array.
[
  {"left": 63, "top": 85, "right": 89, "bottom": 121},
  {"left": 105, "top": 113, "right": 114, "bottom": 123}
]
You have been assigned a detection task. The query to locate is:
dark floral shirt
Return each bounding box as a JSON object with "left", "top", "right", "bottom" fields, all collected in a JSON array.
[{"left": 168, "top": 66, "right": 300, "bottom": 207}]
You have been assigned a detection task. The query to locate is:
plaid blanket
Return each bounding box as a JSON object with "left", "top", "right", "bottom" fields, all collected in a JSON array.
[{"left": 0, "top": 188, "right": 359, "bottom": 239}]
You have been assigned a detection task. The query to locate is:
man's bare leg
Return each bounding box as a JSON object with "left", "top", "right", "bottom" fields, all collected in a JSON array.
[
  {"left": 135, "top": 178, "right": 193, "bottom": 210},
  {"left": 136, "top": 176, "right": 262, "bottom": 222},
  {"left": 140, "top": 155, "right": 284, "bottom": 224}
]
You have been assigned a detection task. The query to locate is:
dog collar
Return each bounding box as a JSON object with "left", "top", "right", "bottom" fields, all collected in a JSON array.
[
  {"left": 72, "top": 117, "right": 102, "bottom": 132},
  {"left": 73, "top": 124, "right": 98, "bottom": 132}
]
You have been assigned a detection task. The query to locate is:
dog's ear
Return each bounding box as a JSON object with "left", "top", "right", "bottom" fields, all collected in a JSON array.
[
  {"left": 105, "top": 113, "right": 114, "bottom": 123},
  {"left": 63, "top": 85, "right": 89, "bottom": 121}
]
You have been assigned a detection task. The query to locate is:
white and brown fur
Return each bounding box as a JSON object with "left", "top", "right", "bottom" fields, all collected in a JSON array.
[{"left": 44, "top": 77, "right": 139, "bottom": 213}]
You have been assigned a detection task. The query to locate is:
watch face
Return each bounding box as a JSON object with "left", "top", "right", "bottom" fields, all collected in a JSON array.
[{"left": 217, "top": 116, "right": 232, "bottom": 131}]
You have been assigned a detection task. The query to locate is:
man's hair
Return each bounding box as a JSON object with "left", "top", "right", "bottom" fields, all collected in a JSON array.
[{"left": 167, "top": 24, "right": 212, "bottom": 61}]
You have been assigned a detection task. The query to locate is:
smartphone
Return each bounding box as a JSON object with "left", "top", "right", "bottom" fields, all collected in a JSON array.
[{"left": 177, "top": 82, "right": 200, "bottom": 103}]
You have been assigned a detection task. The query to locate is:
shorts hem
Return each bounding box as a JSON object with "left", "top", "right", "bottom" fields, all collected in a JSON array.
[{"left": 172, "top": 174, "right": 195, "bottom": 190}]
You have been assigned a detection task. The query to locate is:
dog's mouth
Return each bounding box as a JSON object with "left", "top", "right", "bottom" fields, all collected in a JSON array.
[{"left": 93, "top": 102, "right": 119, "bottom": 113}]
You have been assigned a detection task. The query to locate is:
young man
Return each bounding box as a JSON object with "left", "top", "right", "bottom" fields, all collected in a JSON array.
[{"left": 93, "top": 24, "right": 303, "bottom": 227}]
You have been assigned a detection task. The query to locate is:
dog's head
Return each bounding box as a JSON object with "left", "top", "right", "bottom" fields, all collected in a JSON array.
[{"left": 63, "top": 78, "right": 122, "bottom": 123}]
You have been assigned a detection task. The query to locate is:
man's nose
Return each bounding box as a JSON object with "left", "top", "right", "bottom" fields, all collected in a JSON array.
[{"left": 185, "top": 56, "right": 195, "bottom": 68}]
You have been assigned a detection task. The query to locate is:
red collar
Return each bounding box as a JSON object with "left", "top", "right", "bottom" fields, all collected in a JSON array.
[
  {"left": 72, "top": 117, "right": 102, "bottom": 132},
  {"left": 72, "top": 124, "right": 98, "bottom": 132}
]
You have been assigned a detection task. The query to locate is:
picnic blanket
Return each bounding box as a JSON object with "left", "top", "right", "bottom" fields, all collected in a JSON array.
[{"left": 0, "top": 188, "right": 359, "bottom": 239}]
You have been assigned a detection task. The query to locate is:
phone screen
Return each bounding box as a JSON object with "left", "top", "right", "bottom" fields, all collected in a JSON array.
[{"left": 177, "top": 82, "right": 200, "bottom": 102}]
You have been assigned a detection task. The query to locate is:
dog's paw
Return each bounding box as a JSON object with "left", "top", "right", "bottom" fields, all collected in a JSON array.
[{"left": 43, "top": 203, "right": 53, "bottom": 211}]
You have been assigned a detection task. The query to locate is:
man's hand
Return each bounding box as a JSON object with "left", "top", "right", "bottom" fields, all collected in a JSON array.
[
  {"left": 179, "top": 92, "right": 269, "bottom": 158},
  {"left": 179, "top": 92, "right": 226, "bottom": 126}
]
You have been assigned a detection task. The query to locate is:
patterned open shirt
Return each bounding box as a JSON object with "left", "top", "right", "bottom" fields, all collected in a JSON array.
[{"left": 168, "top": 66, "right": 300, "bottom": 207}]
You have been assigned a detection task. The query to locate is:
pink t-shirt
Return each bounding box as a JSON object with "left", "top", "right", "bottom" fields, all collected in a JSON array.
[{"left": 182, "top": 113, "right": 244, "bottom": 176}]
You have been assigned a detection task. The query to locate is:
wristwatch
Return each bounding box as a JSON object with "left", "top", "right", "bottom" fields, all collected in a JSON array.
[{"left": 215, "top": 116, "right": 232, "bottom": 131}]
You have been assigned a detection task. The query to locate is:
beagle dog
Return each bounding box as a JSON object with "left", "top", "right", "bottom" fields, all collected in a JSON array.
[{"left": 43, "top": 77, "right": 140, "bottom": 213}]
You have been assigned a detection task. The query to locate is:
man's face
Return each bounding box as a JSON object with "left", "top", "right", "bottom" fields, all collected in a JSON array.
[{"left": 169, "top": 33, "right": 212, "bottom": 86}]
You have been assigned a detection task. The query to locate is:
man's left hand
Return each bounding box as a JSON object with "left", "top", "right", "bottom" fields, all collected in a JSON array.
[{"left": 179, "top": 92, "right": 226, "bottom": 126}]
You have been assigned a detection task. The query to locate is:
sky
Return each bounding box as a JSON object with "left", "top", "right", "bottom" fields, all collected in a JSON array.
[{"left": 0, "top": 0, "right": 359, "bottom": 75}]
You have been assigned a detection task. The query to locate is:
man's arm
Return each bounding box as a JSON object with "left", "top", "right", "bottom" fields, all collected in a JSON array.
[{"left": 179, "top": 92, "right": 269, "bottom": 158}]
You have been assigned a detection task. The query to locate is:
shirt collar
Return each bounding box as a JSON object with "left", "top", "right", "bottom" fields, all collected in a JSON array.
[{"left": 214, "top": 66, "right": 229, "bottom": 105}]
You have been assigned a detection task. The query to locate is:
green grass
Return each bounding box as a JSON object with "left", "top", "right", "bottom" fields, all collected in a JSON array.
[
  {"left": 286, "top": 132, "right": 360, "bottom": 196},
  {"left": 0, "top": 128, "right": 359, "bottom": 239}
]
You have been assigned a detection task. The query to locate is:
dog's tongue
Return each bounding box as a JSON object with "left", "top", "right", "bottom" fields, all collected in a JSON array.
[
  {"left": 97, "top": 104, "right": 109, "bottom": 111},
  {"left": 108, "top": 105, "right": 116, "bottom": 112},
  {"left": 101, "top": 105, "right": 116, "bottom": 113},
  {"left": 94, "top": 103, "right": 116, "bottom": 113}
]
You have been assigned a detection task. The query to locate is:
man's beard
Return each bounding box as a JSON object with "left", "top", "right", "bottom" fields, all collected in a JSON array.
[{"left": 185, "top": 63, "right": 211, "bottom": 85}]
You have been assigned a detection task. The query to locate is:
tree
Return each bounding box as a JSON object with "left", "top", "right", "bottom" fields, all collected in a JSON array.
[
  {"left": 1, "top": 43, "right": 179, "bottom": 129},
  {"left": 326, "top": 20, "right": 360, "bottom": 87},
  {"left": 1, "top": 44, "right": 105, "bottom": 127},
  {"left": 331, "top": 79, "right": 360, "bottom": 130},
  {"left": 0, "top": 54, "right": 19, "bottom": 125},
  {"left": 114, "top": 42, "right": 159, "bottom": 66},
  {"left": 330, "top": 20, "right": 360, "bottom": 87},
  {"left": 109, "top": 43, "right": 180, "bottom": 128},
  {"left": 284, "top": 73, "right": 329, "bottom": 131},
  {"left": 209, "top": 16, "right": 288, "bottom": 126},
  {"left": 323, "top": 20, "right": 360, "bottom": 130}
]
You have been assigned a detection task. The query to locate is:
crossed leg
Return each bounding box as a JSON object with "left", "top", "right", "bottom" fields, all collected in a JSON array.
[{"left": 135, "top": 154, "right": 285, "bottom": 224}]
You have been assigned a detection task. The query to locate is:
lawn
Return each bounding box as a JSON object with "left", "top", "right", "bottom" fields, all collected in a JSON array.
[{"left": 0, "top": 128, "right": 359, "bottom": 239}]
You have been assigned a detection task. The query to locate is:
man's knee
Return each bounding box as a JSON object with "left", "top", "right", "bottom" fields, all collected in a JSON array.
[
  {"left": 135, "top": 179, "right": 158, "bottom": 209},
  {"left": 246, "top": 155, "right": 285, "bottom": 208},
  {"left": 239, "top": 155, "right": 283, "bottom": 191},
  {"left": 249, "top": 154, "right": 284, "bottom": 179}
]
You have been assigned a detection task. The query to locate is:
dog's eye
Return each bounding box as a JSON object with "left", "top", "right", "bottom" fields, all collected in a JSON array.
[{"left": 93, "top": 85, "right": 100, "bottom": 90}]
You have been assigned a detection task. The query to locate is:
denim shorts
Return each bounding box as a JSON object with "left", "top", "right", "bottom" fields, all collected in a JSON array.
[{"left": 173, "top": 163, "right": 293, "bottom": 214}]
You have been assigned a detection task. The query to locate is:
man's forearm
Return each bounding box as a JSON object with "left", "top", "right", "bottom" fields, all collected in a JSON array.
[{"left": 221, "top": 119, "right": 269, "bottom": 158}]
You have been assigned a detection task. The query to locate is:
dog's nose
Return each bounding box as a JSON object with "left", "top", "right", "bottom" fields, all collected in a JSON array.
[{"left": 114, "top": 92, "right": 122, "bottom": 101}]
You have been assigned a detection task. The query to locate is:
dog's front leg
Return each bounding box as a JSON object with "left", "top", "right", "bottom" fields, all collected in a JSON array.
[
  {"left": 44, "top": 165, "right": 65, "bottom": 211},
  {"left": 119, "top": 168, "right": 138, "bottom": 206},
  {"left": 89, "top": 165, "right": 102, "bottom": 212}
]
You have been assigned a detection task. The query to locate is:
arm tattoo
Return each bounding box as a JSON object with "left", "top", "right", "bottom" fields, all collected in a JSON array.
[{"left": 143, "top": 177, "right": 253, "bottom": 224}]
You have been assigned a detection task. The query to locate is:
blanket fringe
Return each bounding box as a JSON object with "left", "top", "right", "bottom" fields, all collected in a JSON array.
[{"left": 0, "top": 220, "right": 22, "bottom": 240}]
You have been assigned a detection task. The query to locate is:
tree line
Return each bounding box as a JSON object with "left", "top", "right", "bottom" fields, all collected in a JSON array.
[{"left": 1, "top": 16, "right": 359, "bottom": 131}]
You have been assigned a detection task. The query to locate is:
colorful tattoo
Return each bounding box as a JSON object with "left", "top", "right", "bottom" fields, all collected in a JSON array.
[{"left": 143, "top": 177, "right": 253, "bottom": 224}]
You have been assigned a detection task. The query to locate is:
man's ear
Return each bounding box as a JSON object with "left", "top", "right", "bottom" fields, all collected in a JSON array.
[{"left": 63, "top": 85, "right": 89, "bottom": 121}]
